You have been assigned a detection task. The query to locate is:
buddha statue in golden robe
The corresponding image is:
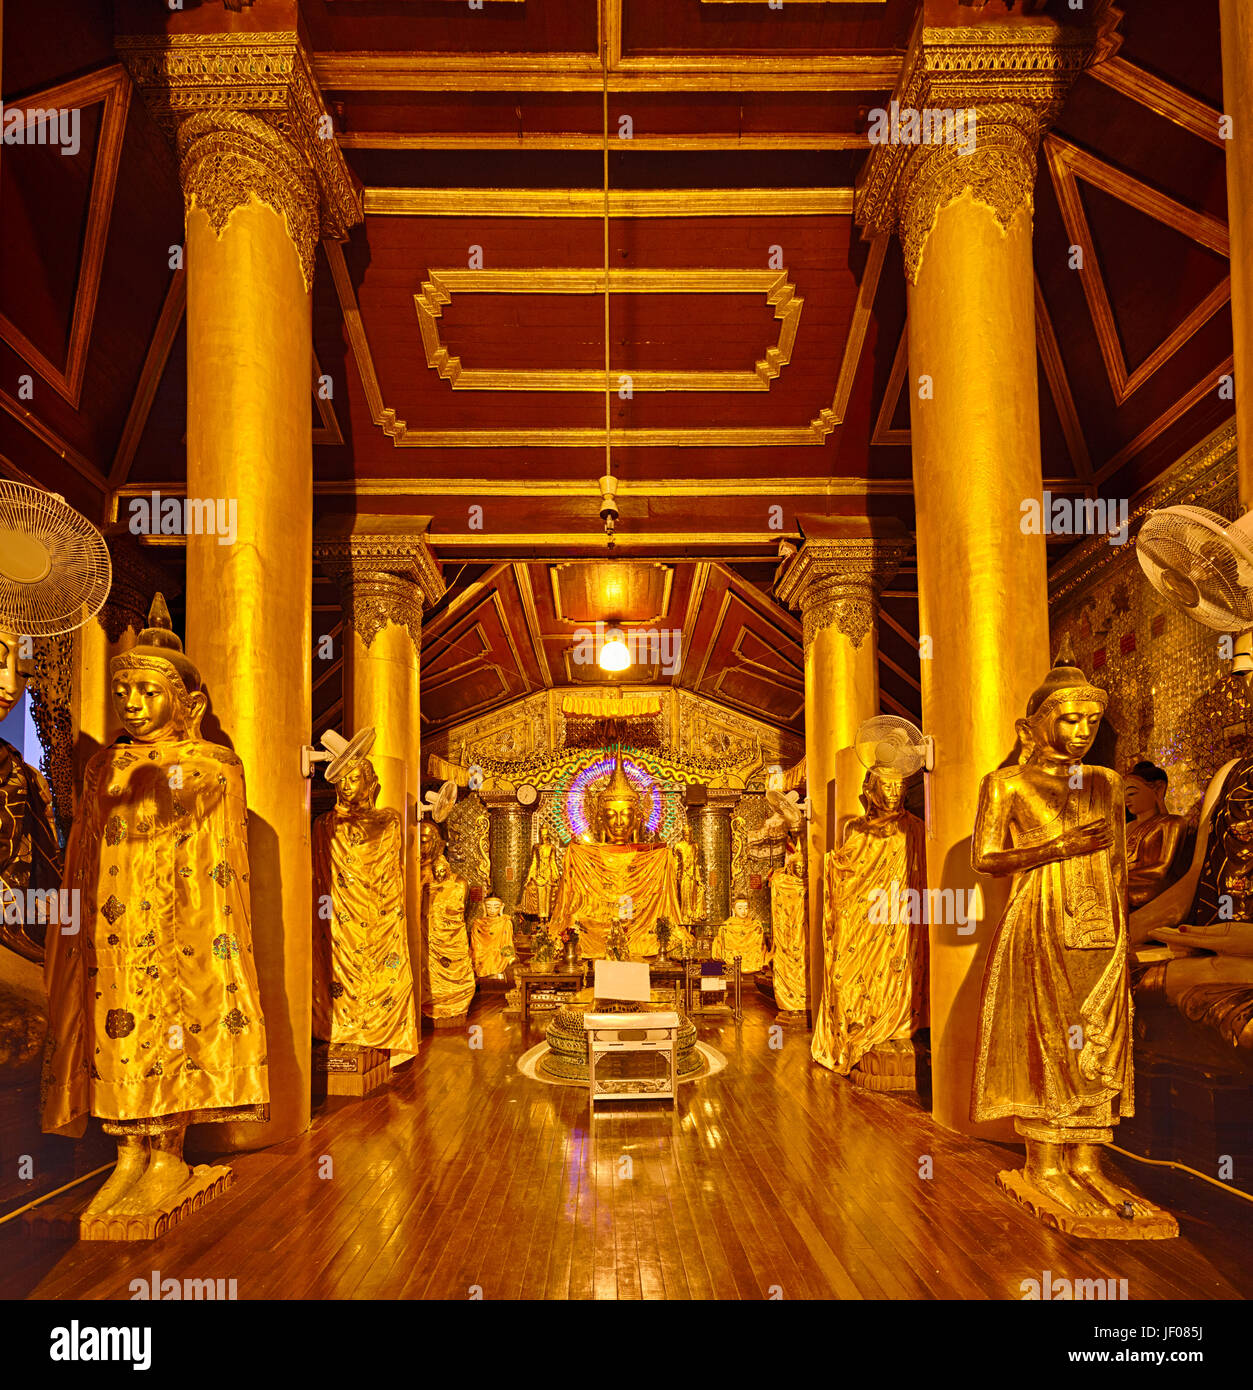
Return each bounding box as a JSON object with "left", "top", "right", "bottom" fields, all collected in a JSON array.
[
  {"left": 811, "top": 770, "right": 925, "bottom": 1085},
  {"left": 769, "top": 836, "right": 807, "bottom": 1016},
  {"left": 712, "top": 896, "right": 768, "bottom": 974},
  {"left": 43, "top": 596, "right": 269, "bottom": 1219},
  {"left": 422, "top": 854, "right": 476, "bottom": 1023},
  {"left": 520, "top": 824, "right": 561, "bottom": 920},
  {"left": 547, "top": 752, "right": 684, "bottom": 956},
  {"left": 0, "top": 629, "right": 60, "bottom": 1083},
  {"left": 470, "top": 896, "right": 516, "bottom": 978},
  {"left": 312, "top": 755, "right": 418, "bottom": 1061},
  {"left": 673, "top": 823, "right": 705, "bottom": 926},
  {"left": 1123, "top": 761, "right": 1187, "bottom": 909},
  {"left": 971, "top": 645, "right": 1175, "bottom": 1235}
]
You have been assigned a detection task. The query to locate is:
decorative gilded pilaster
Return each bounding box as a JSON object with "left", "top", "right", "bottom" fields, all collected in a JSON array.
[
  {"left": 116, "top": 32, "right": 362, "bottom": 291},
  {"left": 776, "top": 520, "right": 911, "bottom": 1021},
  {"left": 857, "top": 12, "right": 1097, "bottom": 1137},
  {"left": 692, "top": 797, "right": 735, "bottom": 928},
  {"left": 855, "top": 15, "right": 1095, "bottom": 284},
  {"left": 481, "top": 791, "right": 530, "bottom": 917}
]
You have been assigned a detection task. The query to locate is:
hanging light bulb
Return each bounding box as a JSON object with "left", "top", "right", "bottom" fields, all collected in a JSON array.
[{"left": 599, "top": 626, "right": 631, "bottom": 672}]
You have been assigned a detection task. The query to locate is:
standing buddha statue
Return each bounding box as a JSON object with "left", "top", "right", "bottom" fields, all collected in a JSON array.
[
  {"left": 422, "top": 855, "right": 476, "bottom": 1024},
  {"left": 42, "top": 596, "right": 269, "bottom": 1220},
  {"left": 520, "top": 824, "right": 561, "bottom": 920},
  {"left": 811, "top": 769, "right": 925, "bottom": 1087},
  {"left": 673, "top": 823, "right": 705, "bottom": 926},
  {"left": 312, "top": 754, "right": 418, "bottom": 1062},
  {"left": 769, "top": 835, "right": 807, "bottom": 1017},
  {"left": 970, "top": 642, "right": 1176, "bottom": 1236}
]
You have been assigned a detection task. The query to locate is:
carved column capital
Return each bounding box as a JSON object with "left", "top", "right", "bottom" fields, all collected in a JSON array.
[
  {"left": 116, "top": 31, "right": 363, "bottom": 290},
  {"left": 314, "top": 515, "right": 445, "bottom": 654},
  {"left": 855, "top": 17, "right": 1098, "bottom": 283},
  {"left": 775, "top": 521, "right": 912, "bottom": 655}
]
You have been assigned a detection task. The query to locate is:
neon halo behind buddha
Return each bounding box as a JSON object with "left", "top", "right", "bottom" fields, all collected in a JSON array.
[{"left": 546, "top": 751, "right": 685, "bottom": 956}]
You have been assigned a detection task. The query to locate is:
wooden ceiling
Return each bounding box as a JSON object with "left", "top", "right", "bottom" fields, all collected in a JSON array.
[{"left": 0, "top": 0, "right": 1235, "bottom": 735}]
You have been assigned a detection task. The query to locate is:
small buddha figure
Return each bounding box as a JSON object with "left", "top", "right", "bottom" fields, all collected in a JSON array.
[
  {"left": 1124, "top": 761, "right": 1187, "bottom": 909},
  {"left": 312, "top": 755, "right": 418, "bottom": 1061},
  {"left": 768, "top": 837, "right": 807, "bottom": 1018},
  {"left": 470, "top": 896, "right": 516, "bottom": 978},
  {"left": 0, "top": 629, "right": 60, "bottom": 1083},
  {"left": 673, "top": 823, "right": 705, "bottom": 926},
  {"left": 712, "top": 895, "right": 768, "bottom": 974},
  {"left": 811, "top": 770, "right": 925, "bottom": 1084},
  {"left": 520, "top": 824, "right": 561, "bottom": 920},
  {"left": 42, "top": 595, "right": 269, "bottom": 1219},
  {"left": 419, "top": 819, "right": 445, "bottom": 891},
  {"left": 971, "top": 643, "right": 1174, "bottom": 1234},
  {"left": 422, "top": 854, "right": 475, "bottom": 1022}
]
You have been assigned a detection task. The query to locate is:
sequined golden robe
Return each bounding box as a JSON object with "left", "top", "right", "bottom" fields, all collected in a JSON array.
[
  {"left": 422, "top": 873, "right": 476, "bottom": 1019},
  {"left": 712, "top": 912, "right": 768, "bottom": 974},
  {"left": 312, "top": 806, "right": 418, "bottom": 1056},
  {"left": 548, "top": 842, "right": 686, "bottom": 956},
  {"left": 971, "top": 765, "right": 1132, "bottom": 1126},
  {"left": 42, "top": 739, "right": 269, "bottom": 1136},
  {"left": 811, "top": 814, "right": 925, "bottom": 1074},
  {"left": 470, "top": 910, "right": 516, "bottom": 977},
  {"left": 770, "top": 872, "right": 807, "bottom": 1012}
]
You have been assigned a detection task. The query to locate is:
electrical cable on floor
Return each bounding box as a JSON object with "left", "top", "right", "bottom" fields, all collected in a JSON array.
[
  {"left": 1108, "top": 1144, "right": 1253, "bottom": 1205},
  {"left": 0, "top": 1164, "right": 113, "bottom": 1226}
]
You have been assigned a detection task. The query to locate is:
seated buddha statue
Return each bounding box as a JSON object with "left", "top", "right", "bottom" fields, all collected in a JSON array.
[
  {"left": 1130, "top": 754, "right": 1253, "bottom": 1043},
  {"left": 712, "top": 896, "right": 768, "bottom": 974},
  {"left": 312, "top": 754, "right": 418, "bottom": 1062},
  {"left": 1124, "top": 761, "right": 1188, "bottom": 909},
  {"left": 470, "top": 896, "right": 516, "bottom": 978},
  {"left": 422, "top": 855, "right": 476, "bottom": 1024},
  {"left": 43, "top": 595, "right": 269, "bottom": 1220},
  {"left": 0, "top": 628, "right": 61, "bottom": 1084},
  {"left": 546, "top": 751, "right": 684, "bottom": 956}
]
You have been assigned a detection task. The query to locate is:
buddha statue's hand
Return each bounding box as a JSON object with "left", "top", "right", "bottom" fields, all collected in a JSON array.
[{"left": 1057, "top": 818, "right": 1112, "bottom": 859}]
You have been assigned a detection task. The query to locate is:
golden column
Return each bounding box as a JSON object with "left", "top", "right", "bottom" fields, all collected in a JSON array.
[
  {"left": 119, "top": 33, "right": 362, "bottom": 1148},
  {"left": 775, "top": 519, "right": 911, "bottom": 1016},
  {"left": 314, "top": 517, "right": 444, "bottom": 1019},
  {"left": 1222, "top": 0, "right": 1253, "bottom": 507},
  {"left": 856, "top": 14, "right": 1093, "bottom": 1134}
]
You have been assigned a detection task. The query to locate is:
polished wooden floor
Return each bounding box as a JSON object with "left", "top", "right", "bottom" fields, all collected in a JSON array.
[{"left": 1, "top": 994, "right": 1250, "bottom": 1300}]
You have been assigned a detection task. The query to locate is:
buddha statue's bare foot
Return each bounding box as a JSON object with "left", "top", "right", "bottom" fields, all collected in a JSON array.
[
  {"left": 1069, "top": 1146, "right": 1158, "bottom": 1218},
  {"left": 114, "top": 1149, "right": 191, "bottom": 1215},
  {"left": 1029, "top": 1166, "right": 1116, "bottom": 1217},
  {"left": 82, "top": 1139, "right": 148, "bottom": 1216}
]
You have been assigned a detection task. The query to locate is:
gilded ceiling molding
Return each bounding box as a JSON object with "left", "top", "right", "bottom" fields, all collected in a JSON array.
[
  {"left": 314, "top": 521, "right": 447, "bottom": 655},
  {"left": 855, "top": 19, "right": 1097, "bottom": 284},
  {"left": 116, "top": 31, "right": 363, "bottom": 289},
  {"left": 775, "top": 533, "right": 912, "bottom": 655}
]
